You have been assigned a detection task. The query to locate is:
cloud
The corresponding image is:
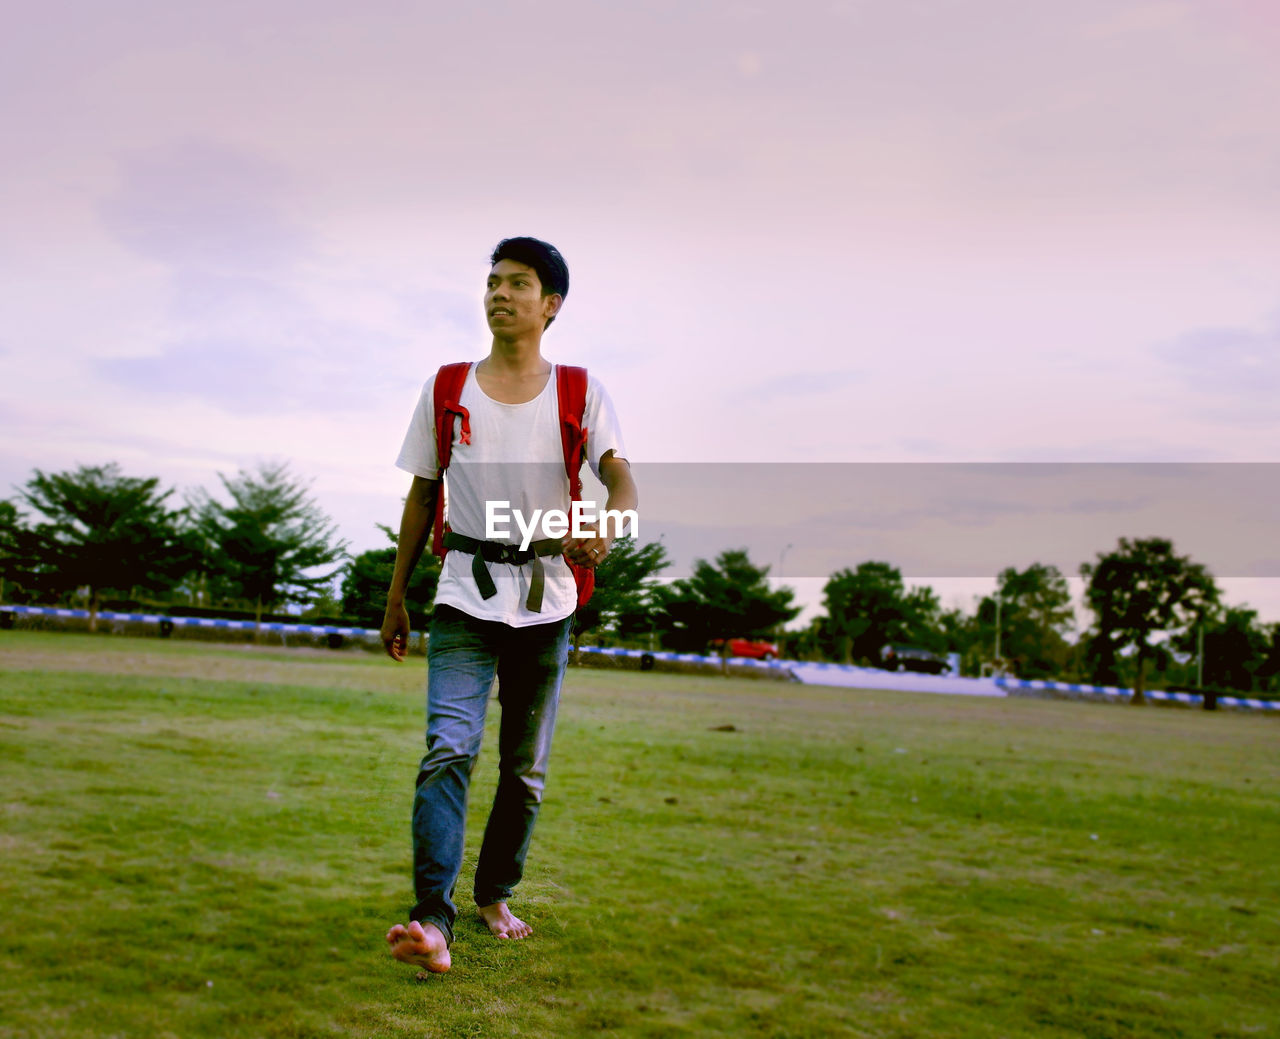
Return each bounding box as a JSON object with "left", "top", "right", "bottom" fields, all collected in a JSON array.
[
  {"left": 743, "top": 370, "right": 865, "bottom": 399},
  {"left": 99, "top": 140, "right": 308, "bottom": 273},
  {"left": 1157, "top": 311, "right": 1280, "bottom": 422},
  {"left": 99, "top": 337, "right": 374, "bottom": 414},
  {"left": 93, "top": 266, "right": 422, "bottom": 413},
  {"left": 95, "top": 293, "right": 411, "bottom": 414},
  {"left": 92, "top": 140, "right": 460, "bottom": 413},
  {"left": 897, "top": 437, "right": 947, "bottom": 457},
  {"left": 395, "top": 287, "right": 486, "bottom": 336},
  {"left": 999, "top": 439, "right": 1234, "bottom": 463}
]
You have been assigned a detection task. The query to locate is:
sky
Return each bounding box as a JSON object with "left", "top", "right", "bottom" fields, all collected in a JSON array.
[{"left": 3, "top": 0, "right": 1278, "bottom": 628}]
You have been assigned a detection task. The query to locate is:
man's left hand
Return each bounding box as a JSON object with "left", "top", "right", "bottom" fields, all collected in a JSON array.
[{"left": 564, "top": 530, "right": 610, "bottom": 568}]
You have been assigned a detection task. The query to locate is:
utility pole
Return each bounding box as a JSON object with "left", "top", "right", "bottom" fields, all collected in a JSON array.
[{"left": 994, "top": 590, "right": 1002, "bottom": 662}]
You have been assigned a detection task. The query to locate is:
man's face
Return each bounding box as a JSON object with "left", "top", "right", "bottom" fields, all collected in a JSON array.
[{"left": 485, "top": 259, "right": 561, "bottom": 335}]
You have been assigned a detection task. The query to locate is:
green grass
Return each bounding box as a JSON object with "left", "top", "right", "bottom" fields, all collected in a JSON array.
[{"left": 2, "top": 630, "right": 1278, "bottom": 1038}]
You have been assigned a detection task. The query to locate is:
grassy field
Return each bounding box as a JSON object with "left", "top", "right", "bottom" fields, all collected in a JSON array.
[{"left": 1, "top": 631, "right": 1277, "bottom": 1039}]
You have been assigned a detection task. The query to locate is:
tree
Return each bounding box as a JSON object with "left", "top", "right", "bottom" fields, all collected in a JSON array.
[
  {"left": 901, "top": 585, "right": 945, "bottom": 651},
  {"left": 340, "top": 524, "right": 440, "bottom": 632},
  {"left": 1257, "top": 624, "right": 1280, "bottom": 693},
  {"left": 653, "top": 548, "right": 798, "bottom": 665},
  {"left": 822, "top": 562, "right": 903, "bottom": 664},
  {"left": 0, "top": 499, "right": 27, "bottom": 603},
  {"left": 784, "top": 615, "right": 831, "bottom": 662},
  {"left": 1080, "top": 537, "right": 1218, "bottom": 704},
  {"left": 936, "top": 604, "right": 979, "bottom": 671},
  {"left": 11, "top": 464, "right": 200, "bottom": 631},
  {"left": 821, "top": 562, "right": 947, "bottom": 665},
  {"left": 572, "top": 536, "right": 670, "bottom": 646},
  {"left": 190, "top": 462, "right": 349, "bottom": 629},
  {"left": 975, "top": 563, "right": 1074, "bottom": 679},
  {"left": 1174, "top": 605, "right": 1273, "bottom": 693},
  {"left": 302, "top": 583, "right": 343, "bottom": 620}
]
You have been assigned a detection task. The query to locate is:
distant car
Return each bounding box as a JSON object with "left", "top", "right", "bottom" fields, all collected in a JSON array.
[
  {"left": 882, "top": 644, "right": 950, "bottom": 675},
  {"left": 710, "top": 637, "right": 778, "bottom": 661}
]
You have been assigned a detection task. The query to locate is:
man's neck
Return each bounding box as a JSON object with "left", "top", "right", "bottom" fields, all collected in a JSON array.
[{"left": 484, "top": 334, "right": 549, "bottom": 376}]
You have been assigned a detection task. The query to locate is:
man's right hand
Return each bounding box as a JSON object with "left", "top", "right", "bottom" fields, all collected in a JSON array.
[{"left": 381, "top": 602, "right": 411, "bottom": 662}]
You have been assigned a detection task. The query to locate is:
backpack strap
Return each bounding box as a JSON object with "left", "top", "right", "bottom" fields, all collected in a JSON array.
[
  {"left": 556, "top": 365, "right": 589, "bottom": 498},
  {"left": 431, "top": 362, "right": 472, "bottom": 558},
  {"left": 555, "top": 365, "right": 595, "bottom": 607}
]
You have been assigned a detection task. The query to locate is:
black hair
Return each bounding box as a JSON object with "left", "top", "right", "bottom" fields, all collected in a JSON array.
[{"left": 489, "top": 237, "right": 569, "bottom": 326}]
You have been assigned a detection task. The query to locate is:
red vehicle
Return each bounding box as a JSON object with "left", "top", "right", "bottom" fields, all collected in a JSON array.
[{"left": 710, "top": 637, "right": 779, "bottom": 661}]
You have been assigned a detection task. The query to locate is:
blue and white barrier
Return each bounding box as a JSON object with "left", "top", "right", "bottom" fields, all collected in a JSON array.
[
  {"left": 3, "top": 605, "right": 1275, "bottom": 712},
  {"left": 0, "top": 604, "right": 378, "bottom": 638},
  {"left": 0, "top": 607, "right": 789, "bottom": 661},
  {"left": 572, "top": 650, "right": 1280, "bottom": 711},
  {"left": 994, "top": 676, "right": 1279, "bottom": 712},
  {"left": 574, "top": 643, "right": 787, "bottom": 670}
]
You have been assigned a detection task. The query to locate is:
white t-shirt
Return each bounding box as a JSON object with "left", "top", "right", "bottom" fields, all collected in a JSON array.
[{"left": 396, "top": 363, "right": 628, "bottom": 626}]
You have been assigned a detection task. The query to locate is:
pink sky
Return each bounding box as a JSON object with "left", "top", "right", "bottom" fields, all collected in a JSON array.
[{"left": 2, "top": 1, "right": 1278, "bottom": 623}]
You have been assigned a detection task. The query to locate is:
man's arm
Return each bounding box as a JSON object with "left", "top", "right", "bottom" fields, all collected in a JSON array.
[
  {"left": 381, "top": 475, "right": 440, "bottom": 661},
  {"left": 564, "top": 452, "right": 638, "bottom": 567}
]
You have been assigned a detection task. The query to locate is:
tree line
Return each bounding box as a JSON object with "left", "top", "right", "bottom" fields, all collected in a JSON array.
[
  {"left": 583, "top": 537, "right": 1280, "bottom": 702},
  {"left": 0, "top": 462, "right": 347, "bottom": 632},
  {"left": 4, "top": 462, "right": 1279, "bottom": 701}
]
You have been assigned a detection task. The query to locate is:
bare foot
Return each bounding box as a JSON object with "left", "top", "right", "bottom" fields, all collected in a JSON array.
[
  {"left": 477, "top": 902, "right": 532, "bottom": 940},
  {"left": 386, "top": 920, "right": 451, "bottom": 973}
]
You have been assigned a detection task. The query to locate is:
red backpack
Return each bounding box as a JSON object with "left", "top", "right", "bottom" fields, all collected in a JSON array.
[{"left": 430, "top": 362, "right": 595, "bottom": 608}]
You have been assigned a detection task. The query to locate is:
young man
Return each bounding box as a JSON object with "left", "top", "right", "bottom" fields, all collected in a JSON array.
[{"left": 382, "top": 237, "right": 637, "bottom": 974}]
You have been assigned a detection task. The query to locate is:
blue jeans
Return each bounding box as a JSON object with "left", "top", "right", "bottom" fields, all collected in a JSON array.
[{"left": 410, "top": 604, "right": 572, "bottom": 944}]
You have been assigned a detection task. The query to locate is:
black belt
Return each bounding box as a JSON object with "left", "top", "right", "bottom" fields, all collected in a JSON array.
[{"left": 443, "top": 531, "right": 564, "bottom": 613}]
